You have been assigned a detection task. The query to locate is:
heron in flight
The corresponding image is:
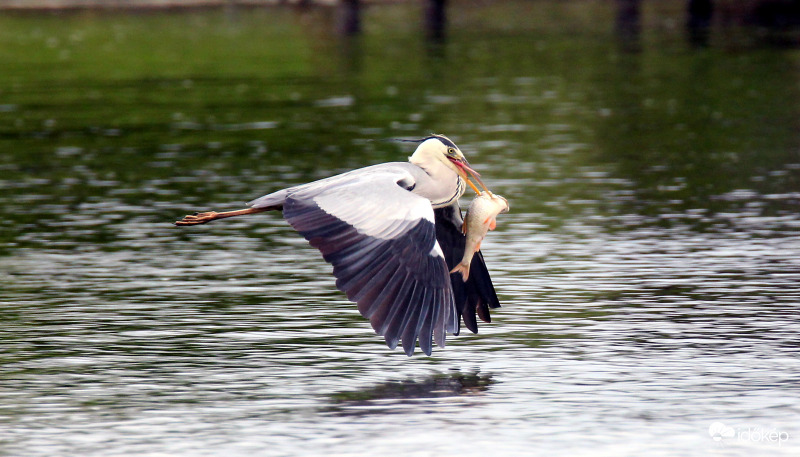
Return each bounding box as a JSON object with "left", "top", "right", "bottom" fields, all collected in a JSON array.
[{"left": 175, "top": 134, "right": 501, "bottom": 356}]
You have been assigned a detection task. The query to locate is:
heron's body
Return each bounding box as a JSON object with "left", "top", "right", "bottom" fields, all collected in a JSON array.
[
  {"left": 176, "top": 135, "right": 501, "bottom": 356},
  {"left": 248, "top": 161, "right": 465, "bottom": 212}
]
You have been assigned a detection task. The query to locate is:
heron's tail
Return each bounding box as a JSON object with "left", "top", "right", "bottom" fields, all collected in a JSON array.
[
  {"left": 247, "top": 188, "right": 290, "bottom": 210},
  {"left": 450, "top": 262, "right": 471, "bottom": 282}
]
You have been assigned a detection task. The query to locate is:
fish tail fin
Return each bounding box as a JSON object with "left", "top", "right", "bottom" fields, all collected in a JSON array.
[{"left": 450, "top": 262, "right": 471, "bottom": 282}]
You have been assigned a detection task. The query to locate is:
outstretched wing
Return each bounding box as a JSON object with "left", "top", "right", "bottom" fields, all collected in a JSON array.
[
  {"left": 277, "top": 165, "right": 458, "bottom": 356},
  {"left": 434, "top": 204, "right": 501, "bottom": 334}
]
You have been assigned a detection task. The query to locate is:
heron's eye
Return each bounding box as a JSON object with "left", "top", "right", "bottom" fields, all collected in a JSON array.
[{"left": 447, "top": 147, "right": 456, "bottom": 156}]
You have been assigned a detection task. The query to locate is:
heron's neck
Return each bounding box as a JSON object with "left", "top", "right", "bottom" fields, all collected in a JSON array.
[
  {"left": 409, "top": 152, "right": 446, "bottom": 176},
  {"left": 408, "top": 156, "right": 464, "bottom": 208},
  {"left": 408, "top": 149, "right": 428, "bottom": 168}
]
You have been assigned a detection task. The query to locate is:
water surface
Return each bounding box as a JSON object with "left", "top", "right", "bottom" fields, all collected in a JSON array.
[{"left": 1, "top": 3, "right": 799, "bottom": 456}]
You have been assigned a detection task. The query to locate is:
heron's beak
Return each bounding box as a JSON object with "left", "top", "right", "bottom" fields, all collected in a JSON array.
[{"left": 449, "top": 157, "right": 490, "bottom": 194}]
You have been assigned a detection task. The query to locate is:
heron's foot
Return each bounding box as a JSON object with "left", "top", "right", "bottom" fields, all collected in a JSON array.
[
  {"left": 175, "top": 211, "right": 219, "bottom": 226},
  {"left": 174, "top": 207, "right": 266, "bottom": 226}
]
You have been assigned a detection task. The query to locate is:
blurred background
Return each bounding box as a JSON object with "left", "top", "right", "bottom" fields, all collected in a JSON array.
[{"left": 1, "top": 1, "right": 799, "bottom": 456}]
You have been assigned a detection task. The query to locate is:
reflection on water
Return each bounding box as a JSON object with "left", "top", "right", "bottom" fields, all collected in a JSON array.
[
  {"left": 327, "top": 371, "right": 494, "bottom": 416},
  {"left": 1, "top": 2, "right": 799, "bottom": 456}
]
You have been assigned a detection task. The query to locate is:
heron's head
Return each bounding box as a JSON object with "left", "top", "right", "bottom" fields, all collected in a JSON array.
[{"left": 409, "top": 134, "right": 487, "bottom": 193}]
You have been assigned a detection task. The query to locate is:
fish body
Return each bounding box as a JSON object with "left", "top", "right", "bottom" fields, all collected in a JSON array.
[{"left": 450, "top": 191, "right": 509, "bottom": 281}]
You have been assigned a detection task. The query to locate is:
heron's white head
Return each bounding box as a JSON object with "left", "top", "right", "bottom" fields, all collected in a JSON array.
[{"left": 409, "top": 134, "right": 487, "bottom": 194}]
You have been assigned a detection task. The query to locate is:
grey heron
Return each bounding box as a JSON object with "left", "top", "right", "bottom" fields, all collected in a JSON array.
[{"left": 175, "top": 134, "right": 501, "bottom": 356}]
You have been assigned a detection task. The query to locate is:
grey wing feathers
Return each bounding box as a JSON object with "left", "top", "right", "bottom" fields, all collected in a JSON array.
[{"left": 276, "top": 165, "right": 458, "bottom": 355}]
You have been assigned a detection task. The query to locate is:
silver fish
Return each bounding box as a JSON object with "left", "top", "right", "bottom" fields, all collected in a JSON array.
[{"left": 450, "top": 191, "right": 509, "bottom": 281}]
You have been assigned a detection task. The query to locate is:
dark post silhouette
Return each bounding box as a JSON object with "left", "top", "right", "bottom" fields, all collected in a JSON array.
[
  {"left": 687, "top": 0, "right": 714, "bottom": 47},
  {"left": 615, "top": 0, "right": 641, "bottom": 51},
  {"left": 424, "top": 0, "right": 447, "bottom": 41},
  {"left": 337, "top": 0, "right": 361, "bottom": 36}
]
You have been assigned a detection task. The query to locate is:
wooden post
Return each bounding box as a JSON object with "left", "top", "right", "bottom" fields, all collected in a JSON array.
[
  {"left": 338, "top": 0, "right": 361, "bottom": 36},
  {"left": 687, "top": 0, "right": 714, "bottom": 47},
  {"left": 615, "top": 0, "right": 641, "bottom": 51},
  {"left": 424, "top": 0, "right": 447, "bottom": 41}
]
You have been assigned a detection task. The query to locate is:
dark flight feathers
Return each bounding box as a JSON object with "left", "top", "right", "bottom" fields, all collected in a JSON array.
[{"left": 434, "top": 205, "right": 501, "bottom": 335}]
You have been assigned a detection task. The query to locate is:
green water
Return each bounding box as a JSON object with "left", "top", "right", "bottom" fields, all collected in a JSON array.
[{"left": 1, "top": 3, "right": 799, "bottom": 456}]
